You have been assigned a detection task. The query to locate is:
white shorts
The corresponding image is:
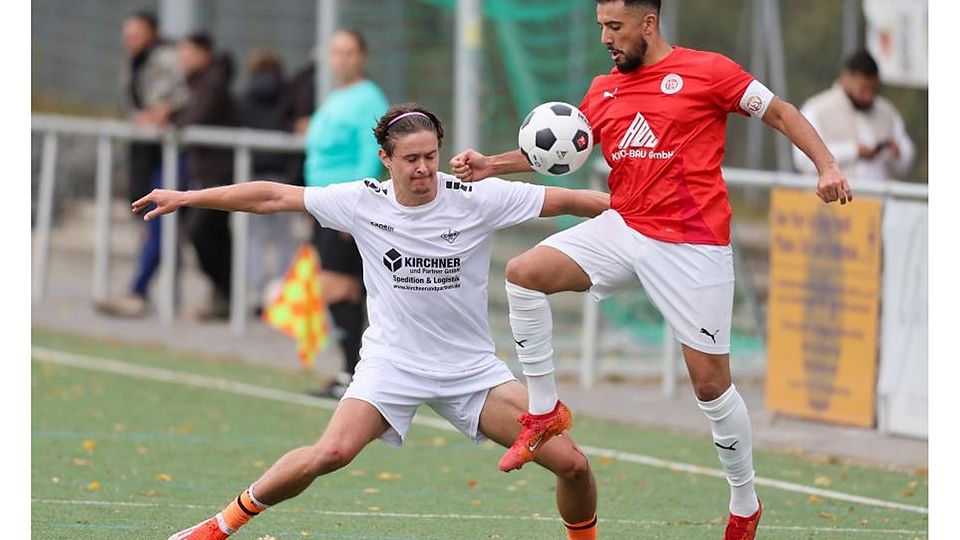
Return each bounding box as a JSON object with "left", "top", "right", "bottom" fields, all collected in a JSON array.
[
  {"left": 341, "top": 356, "right": 517, "bottom": 447},
  {"left": 540, "top": 209, "right": 734, "bottom": 355}
]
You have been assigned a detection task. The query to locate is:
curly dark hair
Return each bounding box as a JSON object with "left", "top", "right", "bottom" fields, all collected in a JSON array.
[{"left": 373, "top": 103, "right": 444, "bottom": 156}]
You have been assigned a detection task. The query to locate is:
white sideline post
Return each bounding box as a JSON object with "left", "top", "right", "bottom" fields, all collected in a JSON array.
[
  {"left": 580, "top": 294, "right": 599, "bottom": 388},
  {"left": 93, "top": 135, "right": 113, "bottom": 300},
  {"left": 580, "top": 163, "right": 604, "bottom": 388},
  {"left": 159, "top": 133, "right": 179, "bottom": 326},
  {"left": 230, "top": 146, "right": 252, "bottom": 335},
  {"left": 454, "top": 0, "right": 481, "bottom": 153},
  {"left": 662, "top": 326, "right": 678, "bottom": 397},
  {"left": 32, "top": 132, "right": 58, "bottom": 302}
]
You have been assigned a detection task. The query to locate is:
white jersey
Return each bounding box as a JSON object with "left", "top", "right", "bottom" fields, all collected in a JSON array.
[{"left": 303, "top": 172, "right": 546, "bottom": 377}]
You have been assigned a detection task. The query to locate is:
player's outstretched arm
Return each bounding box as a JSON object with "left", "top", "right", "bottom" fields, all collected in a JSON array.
[
  {"left": 540, "top": 187, "right": 610, "bottom": 218},
  {"left": 132, "top": 181, "right": 306, "bottom": 221},
  {"left": 450, "top": 149, "right": 532, "bottom": 182},
  {"left": 761, "top": 97, "right": 853, "bottom": 205}
]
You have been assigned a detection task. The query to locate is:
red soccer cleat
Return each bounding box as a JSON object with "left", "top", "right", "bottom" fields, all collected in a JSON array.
[
  {"left": 724, "top": 500, "right": 762, "bottom": 540},
  {"left": 498, "top": 401, "right": 573, "bottom": 472},
  {"left": 167, "top": 516, "right": 229, "bottom": 540}
]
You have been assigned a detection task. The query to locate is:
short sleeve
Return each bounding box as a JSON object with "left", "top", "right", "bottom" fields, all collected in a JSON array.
[
  {"left": 711, "top": 53, "right": 756, "bottom": 115},
  {"left": 302, "top": 181, "right": 364, "bottom": 232},
  {"left": 473, "top": 177, "right": 546, "bottom": 230}
]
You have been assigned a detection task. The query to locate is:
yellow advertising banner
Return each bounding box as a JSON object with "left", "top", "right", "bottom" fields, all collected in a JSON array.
[{"left": 764, "top": 189, "right": 882, "bottom": 427}]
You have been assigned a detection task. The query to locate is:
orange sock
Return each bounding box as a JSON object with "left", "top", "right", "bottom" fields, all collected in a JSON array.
[
  {"left": 564, "top": 514, "right": 598, "bottom": 540},
  {"left": 218, "top": 486, "right": 268, "bottom": 534}
]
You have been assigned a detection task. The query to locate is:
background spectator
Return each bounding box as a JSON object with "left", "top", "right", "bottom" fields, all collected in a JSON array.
[
  {"left": 173, "top": 32, "right": 239, "bottom": 320},
  {"left": 304, "top": 29, "right": 388, "bottom": 398},
  {"left": 95, "top": 10, "right": 187, "bottom": 317},
  {"left": 237, "top": 50, "right": 298, "bottom": 314},
  {"left": 794, "top": 49, "right": 916, "bottom": 180}
]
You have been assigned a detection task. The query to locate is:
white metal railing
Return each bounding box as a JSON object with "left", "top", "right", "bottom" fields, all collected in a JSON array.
[
  {"left": 583, "top": 159, "right": 928, "bottom": 394},
  {"left": 31, "top": 114, "right": 929, "bottom": 392},
  {"left": 31, "top": 113, "right": 306, "bottom": 335}
]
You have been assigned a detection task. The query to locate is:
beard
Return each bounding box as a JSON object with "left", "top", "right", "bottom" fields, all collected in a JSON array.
[
  {"left": 844, "top": 91, "right": 874, "bottom": 112},
  {"left": 611, "top": 37, "right": 649, "bottom": 73}
]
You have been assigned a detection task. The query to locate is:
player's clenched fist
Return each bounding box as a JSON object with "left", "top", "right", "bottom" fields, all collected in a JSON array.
[
  {"left": 816, "top": 166, "right": 853, "bottom": 205},
  {"left": 450, "top": 149, "right": 491, "bottom": 182}
]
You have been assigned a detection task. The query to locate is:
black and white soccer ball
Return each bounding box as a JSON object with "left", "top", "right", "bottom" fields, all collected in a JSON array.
[{"left": 518, "top": 101, "right": 593, "bottom": 176}]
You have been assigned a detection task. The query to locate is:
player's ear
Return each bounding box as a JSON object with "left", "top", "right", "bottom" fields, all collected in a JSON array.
[
  {"left": 643, "top": 11, "right": 658, "bottom": 34},
  {"left": 379, "top": 148, "right": 390, "bottom": 170}
]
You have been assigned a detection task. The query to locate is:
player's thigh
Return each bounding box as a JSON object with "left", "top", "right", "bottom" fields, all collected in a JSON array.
[
  {"left": 505, "top": 245, "right": 592, "bottom": 294},
  {"left": 526, "top": 210, "right": 641, "bottom": 297},
  {"left": 477, "top": 381, "right": 588, "bottom": 474},
  {"left": 477, "top": 380, "right": 528, "bottom": 445},
  {"left": 315, "top": 398, "right": 390, "bottom": 458}
]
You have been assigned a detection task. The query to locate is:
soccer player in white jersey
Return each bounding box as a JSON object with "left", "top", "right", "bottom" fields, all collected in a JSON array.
[
  {"left": 137, "top": 104, "right": 609, "bottom": 540},
  {"left": 450, "top": 1, "right": 852, "bottom": 538}
]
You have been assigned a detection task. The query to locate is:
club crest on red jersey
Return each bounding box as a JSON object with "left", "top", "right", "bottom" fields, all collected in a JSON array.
[{"left": 661, "top": 73, "right": 684, "bottom": 94}]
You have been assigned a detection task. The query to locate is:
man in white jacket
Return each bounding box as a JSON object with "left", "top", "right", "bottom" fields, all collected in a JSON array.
[{"left": 794, "top": 49, "right": 915, "bottom": 181}]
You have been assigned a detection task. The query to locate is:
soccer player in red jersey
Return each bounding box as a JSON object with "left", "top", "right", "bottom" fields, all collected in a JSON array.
[{"left": 451, "top": 1, "right": 852, "bottom": 538}]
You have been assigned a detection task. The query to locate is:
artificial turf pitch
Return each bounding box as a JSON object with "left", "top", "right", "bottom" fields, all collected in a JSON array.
[{"left": 31, "top": 330, "right": 927, "bottom": 539}]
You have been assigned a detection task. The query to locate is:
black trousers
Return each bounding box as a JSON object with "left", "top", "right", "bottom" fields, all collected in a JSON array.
[{"left": 184, "top": 206, "right": 232, "bottom": 304}]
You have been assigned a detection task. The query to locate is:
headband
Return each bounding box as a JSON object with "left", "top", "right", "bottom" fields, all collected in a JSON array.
[{"left": 387, "top": 111, "right": 430, "bottom": 128}]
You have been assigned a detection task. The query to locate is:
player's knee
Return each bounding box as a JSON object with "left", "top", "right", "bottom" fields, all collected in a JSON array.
[
  {"left": 552, "top": 446, "right": 592, "bottom": 482},
  {"left": 307, "top": 443, "right": 355, "bottom": 476},
  {"left": 505, "top": 255, "right": 545, "bottom": 291},
  {"left": 693, "top": 380, "right": 728, "bottom": 402}
]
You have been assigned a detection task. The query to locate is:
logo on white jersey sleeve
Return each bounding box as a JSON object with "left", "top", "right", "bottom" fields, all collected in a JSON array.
[{"left": 617, "top": 112, "right": 660, "bottom": 150}]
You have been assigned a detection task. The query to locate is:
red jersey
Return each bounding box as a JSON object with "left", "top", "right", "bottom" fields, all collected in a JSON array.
[{"left": 579, "top": 47, "right": 757, "bottom": 245}]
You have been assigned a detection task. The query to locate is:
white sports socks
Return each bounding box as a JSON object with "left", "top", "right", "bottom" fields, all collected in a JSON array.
[
  {"left": 697, "top": 384, "right": 760, "bottom": 517},
  {"left": 505, "top": 281, "right": 559, "bottom": 415}
]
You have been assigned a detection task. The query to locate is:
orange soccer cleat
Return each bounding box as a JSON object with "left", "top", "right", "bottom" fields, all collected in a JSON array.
[
  {"left": 167, "top": 516, "right": 229, "bottom": 540},
  {"left": 498, "top": 401, "right": 573, "bottom": 472},
  {"left": 724, "top": 500, "right": 762, "bottom": 540}
]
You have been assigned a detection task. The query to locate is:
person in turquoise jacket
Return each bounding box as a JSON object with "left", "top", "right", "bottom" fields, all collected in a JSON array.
[{"left": 304, "top": 29, "right": 388, "bottom": 399}]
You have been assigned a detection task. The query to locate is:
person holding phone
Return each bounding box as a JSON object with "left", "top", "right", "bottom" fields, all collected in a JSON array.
[{"left": 793, "top": 49, "right": 916, "bottom": 181}]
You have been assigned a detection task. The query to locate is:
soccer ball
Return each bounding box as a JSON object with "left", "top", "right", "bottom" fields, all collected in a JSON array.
[{"left": 517, "top": 101, "right": 593, "bottom": 176}]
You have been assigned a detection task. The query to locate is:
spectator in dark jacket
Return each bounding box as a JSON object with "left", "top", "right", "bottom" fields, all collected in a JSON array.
[
  {"left": 173, "top": 32, "right": 239, "bottom": 320},
  {"left": 238, "top": 50, "right": 297, "bottom": 314}
]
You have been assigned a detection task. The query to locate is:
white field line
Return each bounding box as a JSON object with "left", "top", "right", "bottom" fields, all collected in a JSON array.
[
  {"left": 31, "top": 498, "right": 927, "bottom": 536},
  {"left": 32, "top": 347, "right": 929, "bottom": 516}
]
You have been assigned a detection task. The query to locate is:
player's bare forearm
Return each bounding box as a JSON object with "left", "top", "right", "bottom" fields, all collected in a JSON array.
[
  {"left": 450, "top": 148, "right": 532, "bottom": 181},
  {"left": 132, "top": 181, "right": 305, "bottom": 221},
  {"left": 762, "top": 98, "right": 852, "bottom": 204},
  {"left": 489, "top": 150, "right": 534, "bottom": 176},
  {"left": 763, "top": 99, "right": 834, "bottom": 173},
  {"left": 540, "top": 187, "right": 610, "bottom": 218}
]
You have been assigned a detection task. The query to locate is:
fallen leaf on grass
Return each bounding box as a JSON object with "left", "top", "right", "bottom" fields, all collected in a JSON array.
[
  {"left": 819, "top": 511, "right": 838, "bottom": 521},
  {"left": 808, "top": 495, "right": 821, "bottom": 504},
  {"left": 363, "top": 488, "right": 380, "bottom": 494},
  {"left": 73, "top": 458, "right": 90, "bottom": 467},
  {"left": 87, "top": 481, "right": 102, "bottom": 490},
  {"left": 376, "top": 472, "right": 402, "bottom": 481},
  {"left": 82, "top": 439, "right": 97, "bottom": 453},
  {"left": 155, "top": 473, "right": 171, "bottom": 482},
  {"left": 814, "top": 475, "right": 832, "bottom": 487}
]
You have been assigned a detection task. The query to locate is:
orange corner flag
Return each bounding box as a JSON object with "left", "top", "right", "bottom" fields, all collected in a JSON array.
[{"left": 262, "top": 244, "right": 329, "bottom": 367}]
